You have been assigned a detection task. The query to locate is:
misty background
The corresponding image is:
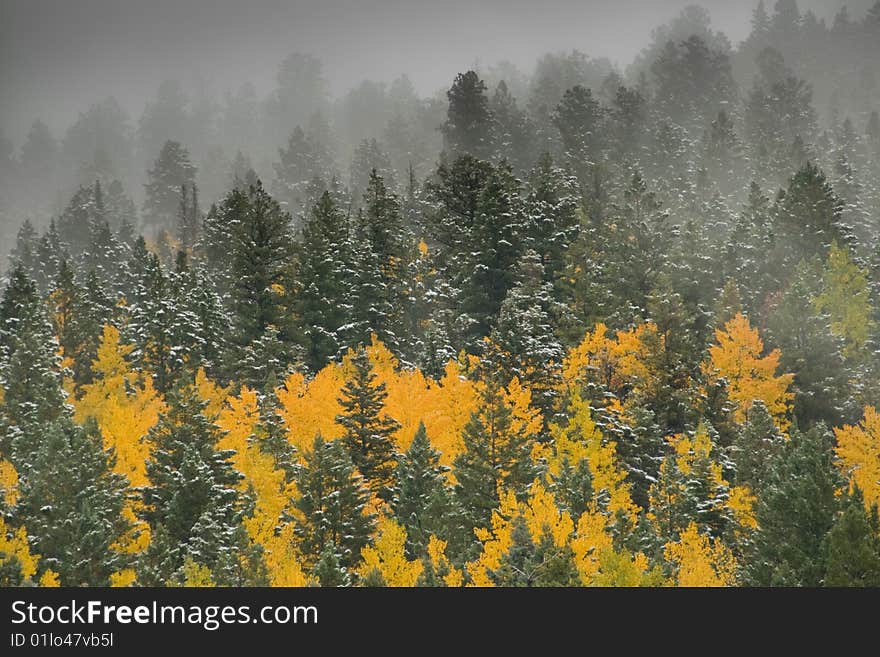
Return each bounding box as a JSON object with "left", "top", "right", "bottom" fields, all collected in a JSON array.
[
  {"left": 1, "top": 0, "right": 872, "bottom": 141},
  {"left": 0, "top": 0, "right": 877, "bottom": 246}
]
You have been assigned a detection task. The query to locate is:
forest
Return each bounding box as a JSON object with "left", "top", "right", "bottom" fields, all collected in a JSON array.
[{"left": 1, "top": 1, "right": 880, "bottom": 587}]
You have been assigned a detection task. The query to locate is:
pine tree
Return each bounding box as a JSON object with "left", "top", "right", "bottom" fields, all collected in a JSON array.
[
  {"left": 458, "top": 161, "right": 525, "bottom": 349},
  {"left": 9, "top": 220, "right": 38, "bottom": 275},
  {"left": 143, "top": 140, "right": 197, "bottom": 235},
  {"left": 822, "top": 487, "right": 880, "bottom": 587},
  {"left": 127, "top": 253, "right": 181, "bottom": 392},
  {"left": 313, "top": 540, "right": 351, "bottom": 586},
  {"left": 12, "top": 416, "right": 129, "bottom": 585},
  {"left": 222, "top": 181, "right": 295, "bottom": 358},
  {"left": 292, "top": 434, "right": 376, "bottom": 570},
  {"left": 772, "top": 162, "right": 848, "bottom": 278},
  {"left": 766, "top": 258, "right": 854, "bottom": 428},
  {"left": 294, "top": 191, "right": 354, "bottom": 372},
  {"left": 33, "top": 219, "right": 68, "bottom": 296},
  {"left": 488, "top": 516, "right": 580, "bottom": 586},
  {"left": 350, "top": 139, "right": 396, "bottom": 199},
  {"left": 272, "top": 125, "right": 335, "bottom": 218},
  {"left": 522, "top": 153, "right": 579, "bottom": 289},
  {"left": 138, "top": 385, "right": 247, "bottom": 585},
  {"left": 392, "top": 422, "right": 450, "bottom": 558},
  {"left": 724, "top": 182, "right": 776, "bottom": 314},
  {"left": 730, "top": 401, "right": 785, "bottom": 493},
  {"left": 336, "top": 347, "right": 401, "bottom": 500},
  {"left": 442, "top": 71, "right": 493, "bottom": 158},
  {"left": 0, "top": 265, "right": 66, "bottom": 439},
  {"left": 745, "top": 424, "right": 843, "bottom": 586},
  {"left": 552, "top": 85, "right": 606, "bottom": 186},
  {"left": 488, "top": 250, "right": 564, "bottom": 428},
  {"left": 490, "top": 80, "right": 533, "bottom": 170},
  {"left": 452, "top": 371, "right": 536, "bottom": 550}
]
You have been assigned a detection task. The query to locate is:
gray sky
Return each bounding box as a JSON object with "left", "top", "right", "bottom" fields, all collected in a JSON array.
[{"left": 0, "top": 0, "right": 870, "bottom": 147}]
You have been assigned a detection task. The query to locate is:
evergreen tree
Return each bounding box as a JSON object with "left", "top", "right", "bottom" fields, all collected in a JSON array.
[
  {"left": 442, "top": 71, "right": 493, "bottom": 158},
  {"left": 458, "top": 161, "right": 525, "bottom": 349},
  {"left": 522, "top": 153, "right": 580, "bottom": 289},
  {"left": 143, "top": 140, "right": 197, "bottom": 235},
  {"left": 730, "top": 401, "right": 785, "bottom": 493},
  {"left": 9, "top": 220, "right": 38, "bottom": 275},
  {"left": 294, "top": 191, "right": 354, "bottom": 372},
  {"left": 772, "top": 162, "right": 848, "bottom": 278},
  {"left": 0, "top": 266, "right": 65, "bottom": 441},
  {"left": 139, "top": 385, "right": 247, "bottom": 585},
  {"left": 490, "top": 80, "right": 533, "bottom": 170},
  {"left": 13, "top": 416, "right": 129, "bottom": 585},
  {"left": 488, "top": 516, "right": 580, "bottom": 586},
  {"left": 225, "top": 182, "right": 295, "bottom": 355},
  {"left": 313, "top": 540, "right": 351, "bottom": 586},
  {"left": 350, "top": 139, "right": 396, "bottom": 199},
  {"left": 766, "top": 258, "right": 854, "bottom": 428},
  {"left": 271, "top": 126, "right": 334, "bottom": 218},
  {"left": 452, "top": 370, "right": 536, "bottom": 551},
  {"left": 745, "top": 424, "right": 843, "bottom": 586},
  {"left": 823, "top": 487, "right": 880, "bottom": 587},
  {"left": 488, "top": 250, "right": 564, "bottom": 428},
  {"left": 392, "top": 422, "right": 450, "bottom": 558},
  {"left": 292, "top": 434, "right": 376, "bottom": 570},
  {"left": 336, "top": 347, "right": 401, "bottom": 500}
]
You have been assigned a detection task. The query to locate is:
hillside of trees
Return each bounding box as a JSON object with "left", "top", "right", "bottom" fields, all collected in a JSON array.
[{"left": 2, "top": 1, "right": 880, "bottom": 587}]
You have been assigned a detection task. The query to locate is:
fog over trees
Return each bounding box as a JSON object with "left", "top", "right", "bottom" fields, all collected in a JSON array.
[{"left": 1, "top": 1, "right": 880, "bottom": 587}]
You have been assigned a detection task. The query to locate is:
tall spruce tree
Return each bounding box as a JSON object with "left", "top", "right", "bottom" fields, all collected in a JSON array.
[
  {"left": 294, "top": 190, "right": 354, "bottom": 371},
  {"left": 745, "top": 424, "right": 843, "bottom": 586},
  {"left": 138, "top": 385, "right": 248, "bottom": 585},
  {"left": 442, "top": 71, "right": 493, "bottom": 158},
  {"left": 13, "top": 416, "right": 129, "bottom": 585},
  {"left": 143, "top": 140, "right": 197, "bottom": 235},
  {"left": 452, "top": 369, "right": 536, "bottom": 554},
  {"left": 292, "top": 434, "right": 376, "bottom": 571},
  {"left": 336, "top": 347, "right": 401, "bottom": 500},
  {"left": 392, "top": 422, "right": 450, "bottom": 558}
]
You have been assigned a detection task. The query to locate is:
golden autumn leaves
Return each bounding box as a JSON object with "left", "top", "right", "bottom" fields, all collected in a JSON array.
[{"left": 2, "top": 309, "right": 877, "bottom": 587}]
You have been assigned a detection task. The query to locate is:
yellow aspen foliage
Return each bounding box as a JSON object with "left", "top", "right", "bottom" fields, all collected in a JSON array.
[
  {"left": 277, "top": 338, "right": 479, "bottom": 470},
  {"left": 277, "top": 364, "right": 346, "bottom": 452},
  {"left": 569, "top": 510, "right": 662, "bottom": 586},
  {"left": 590, "top": 550, "right": 667, "bottom": 587},
  {"left": 702, "top": 313, "right": 793, "bottom": 428},
  {"left": 180, "top": 559, "right": 216, "bottom": 587},
  {"left": 110, "top": 569, "right": 138, "bottom": 587},
  {"left": 570, "top": 509, "right": 613, "bottom": 583},
  {"left": 426, "top": 536, "right": 464, "bottom": 587},
  {"left": 194, "top": 368, "right": 230, "bottom": 419},
  {"left": 74, "top": 324, "right": 165, "bottom": 554},
  {"left": 215, "top": 387, "right": 302, "bottom": 585},
  {"left": 468, "top": 489, "right": 524, "bottom": 586},
  {"left": 541, "top": 394, "right": 638, "bottom": 520},
  {"left": 815, "top": 241, "right": 873, "bottom": 359},
  {"left": 727, "top": 486, "right": 758, "bottom": 531},
  {"left": 664, "top": 523, "right": 737, "bottom": 587},
  {"left": 75, "top": 325, "right": 165, "bottom": 489},
  {"left": 39, "top": 570, "right": 61, "bottom": 587},
  {"left": 504, "top": 376, "right": 544, "bottom": 440},
  {"left": 468, "top": 484, "right": 575, "bottom": 586},
  {"left": 358, "top": 517, "right": 423, "bottom": 586},
  {"left": 834, "top": 406, "right": 880, "bottom": 509},
  {"left": 262, "top": 525, "right": 312, "bottom": 587},
  {"left": 562, "top": 322, "right": 660, "bottom": 405},
  {"left": 426, "top": 360, "right": 479, "bottom": 467},
  {"left": 0, "top": 516, "right": 40, "bottom": 581},
  {"left": 0, "top": 459, "right": 19, "bottom": 507}
]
